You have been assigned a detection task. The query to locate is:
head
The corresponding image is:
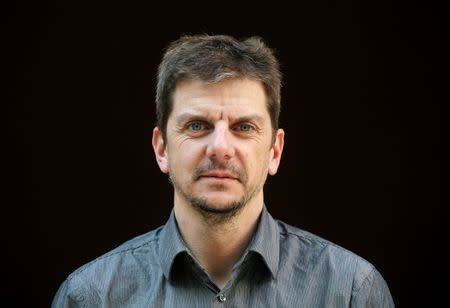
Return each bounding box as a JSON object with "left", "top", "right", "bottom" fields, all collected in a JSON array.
[
  {"left": 153, "top": 35, "right": 284, "bottom": 224},
  {"left": 156, "top": 34, "right": 281, "bottom": 141}
]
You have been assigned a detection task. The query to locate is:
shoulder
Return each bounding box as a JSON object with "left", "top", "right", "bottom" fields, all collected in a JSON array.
[
  {"left": 276, "top": 220, "right": 375, "bottom": 291},
  {"left": 273, "top": 219, "right": 394, "bottom": 306},
  {"left": 65, "top": 225, "right": 164, "bottom": 291}
]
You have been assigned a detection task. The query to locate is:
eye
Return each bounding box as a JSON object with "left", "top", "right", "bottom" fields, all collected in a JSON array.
[
  {"left": 236, "top": 123, "right": 254, "bottom": 132},
  {"left": 187, "top": 121, "right": 207, "bottom": 132}
]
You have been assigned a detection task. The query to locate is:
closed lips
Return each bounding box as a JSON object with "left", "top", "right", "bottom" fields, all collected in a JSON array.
[{"left": 200, "top": 171, "right": 237, "bottom": 179}]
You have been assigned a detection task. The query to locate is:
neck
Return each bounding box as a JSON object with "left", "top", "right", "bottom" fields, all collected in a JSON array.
[{"left": 174, "top": 194, "right": 264, "bottom": 289}]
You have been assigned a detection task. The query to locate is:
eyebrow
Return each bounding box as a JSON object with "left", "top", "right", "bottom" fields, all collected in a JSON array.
[
  {"left": 175, "top": 112, "right": 208, "bottom": 124},
  {"left": 175, "top": 112, "right": 266, "bottom": 125},
  {"left": 232, "top": 115, "right": 265, "bottom": 126}
]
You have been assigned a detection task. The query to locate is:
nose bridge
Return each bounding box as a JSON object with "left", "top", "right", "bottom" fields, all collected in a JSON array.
[{"left": 206, "top": 121, "right": 234, "bottom": 159}]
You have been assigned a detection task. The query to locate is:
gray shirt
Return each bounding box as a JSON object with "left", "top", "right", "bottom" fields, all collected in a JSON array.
[{"left": 52, "top": 207, "right": 394, "bottom": 307}]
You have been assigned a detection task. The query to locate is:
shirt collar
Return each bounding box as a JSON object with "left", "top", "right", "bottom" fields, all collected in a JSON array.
[
  {"left": 158, "top": 205, "right": 280, "bottom": 281},
  {"left": 158, "top": 210, "right": 188, "bottom": 281},
  {"left": 246, "top": 205, "right": 280, "bottom": 279}
]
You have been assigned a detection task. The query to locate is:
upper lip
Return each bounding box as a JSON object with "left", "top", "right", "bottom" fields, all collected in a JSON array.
[{"left": 200, "top": 171, "right": 237, "bottom": 179}]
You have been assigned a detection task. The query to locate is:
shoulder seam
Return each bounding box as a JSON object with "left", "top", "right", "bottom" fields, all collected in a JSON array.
[
  {"left": 278, "top": 222, "right": 365, "bottom": 259},
  {"left": 352, "top": 265, "right": 376, "bottom": 296},
  {"left": 67, "top": 237, "right": 158, "bottom": 282},
  {"left": 278, "top": 223, "right": 329, "bottom": 248}
]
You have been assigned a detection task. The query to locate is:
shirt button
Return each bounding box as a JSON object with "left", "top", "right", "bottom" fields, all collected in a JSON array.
[{"left": 218, "top": 293, "right": 227, "bottom": 302}]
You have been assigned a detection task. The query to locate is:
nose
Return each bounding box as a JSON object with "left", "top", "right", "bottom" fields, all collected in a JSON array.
[{"left": 205, "top": 122, "right": 235, "bottom": 161}]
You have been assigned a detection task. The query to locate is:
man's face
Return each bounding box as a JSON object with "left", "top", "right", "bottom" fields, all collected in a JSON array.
[{"left": 153, "top": 78, "right": 284, "bottom": 217}]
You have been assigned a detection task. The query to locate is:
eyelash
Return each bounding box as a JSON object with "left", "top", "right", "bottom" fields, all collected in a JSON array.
[
  {"left": 186, "top": 121, "right": 210, "bottom": 132},
  {"left": 234, "top": 123, "right": 254, "bottom": 133},
  {"left": 185, "top": 121, "right": 256, "bottom": 134}
]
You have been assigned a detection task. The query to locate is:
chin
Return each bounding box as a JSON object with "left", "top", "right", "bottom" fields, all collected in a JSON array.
[
  {"left": 191, "top": 191, "right": 244, "bottom": 208},
  {"left": 200, "top": 198, "right": 241, "bottom": 210}
]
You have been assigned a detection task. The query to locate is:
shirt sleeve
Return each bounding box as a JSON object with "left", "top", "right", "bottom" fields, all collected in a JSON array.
[
  {"left": 350, "top": 267, "right": 395, "bottom": 308},
  {"left": 51, "top": 279, "right": 84, "bottom": 308}
]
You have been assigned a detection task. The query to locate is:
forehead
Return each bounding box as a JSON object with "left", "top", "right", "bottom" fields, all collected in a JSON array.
[{"left": 171, "top": 78, "right": 268, "bottom": 119}]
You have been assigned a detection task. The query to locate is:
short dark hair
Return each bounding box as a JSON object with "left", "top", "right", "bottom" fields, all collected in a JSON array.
[{"left": 156, "top": 34, "right": 282, "bottom": 138}]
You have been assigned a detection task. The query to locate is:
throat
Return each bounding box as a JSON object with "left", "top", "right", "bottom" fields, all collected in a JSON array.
[
  {"left": 174, "top": 195, "right": 264, "bottom": 290},
  {"left": 210, "top": 270, "right": 231, "bottom": 290},
  {"left": 198, "top": 242, "right": 241, "bottom": 289}
]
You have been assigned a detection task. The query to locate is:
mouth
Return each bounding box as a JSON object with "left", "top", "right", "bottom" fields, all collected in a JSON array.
[{"left": 199, "top": 171, "right": 239, "bottom": 181}]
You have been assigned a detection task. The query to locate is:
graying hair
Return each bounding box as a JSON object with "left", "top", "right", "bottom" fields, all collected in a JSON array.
[{"left": 156, "top": 34, "right": 282, "bottom": 138}]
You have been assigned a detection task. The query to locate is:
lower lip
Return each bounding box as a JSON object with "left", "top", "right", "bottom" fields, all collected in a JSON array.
[{"left": 200, "top": 176, "right": 237, "bottom": 182}]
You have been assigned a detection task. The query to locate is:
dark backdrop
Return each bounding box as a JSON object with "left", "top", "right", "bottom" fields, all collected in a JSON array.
[{"left": 6, "top": 0, "right": 449, "bottom": 307}]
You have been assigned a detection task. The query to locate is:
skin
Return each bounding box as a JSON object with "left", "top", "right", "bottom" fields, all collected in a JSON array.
[{"left": 152, "top": 77, "right": 284, "bottom": 288}]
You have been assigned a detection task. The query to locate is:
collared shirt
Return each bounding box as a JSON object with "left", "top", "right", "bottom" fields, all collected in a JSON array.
[{"left": 52, "top": 207, "right": 394, "bottom": 307}]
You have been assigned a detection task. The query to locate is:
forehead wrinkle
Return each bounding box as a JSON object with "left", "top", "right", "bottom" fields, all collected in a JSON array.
[
  {"left": 175, "top": 109, "right": 266, "bottom": 126},
  {"left": 174, "top": 107, "right": 222, "bottom": 123},
  {"left": 172, "top": 79, "right": 269, "bottom": 124}
]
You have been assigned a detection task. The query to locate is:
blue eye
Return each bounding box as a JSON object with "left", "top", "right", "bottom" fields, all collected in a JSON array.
[
  {"left": 238, "top": 124, "right": 253, "bottom": 132},
  {"left": 188, "top": 122, "right": 205, "bottom": 131}
]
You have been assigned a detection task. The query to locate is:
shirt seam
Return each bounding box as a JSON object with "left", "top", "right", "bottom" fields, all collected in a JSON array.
[
  {"left": 282, "top": 226, "right": 377, "bottom": 295},
  {"left": 352, "top": 266, "right": 376, "bottom": 297},
  {"left": 67, "top": 237, "right": 158, "bottom": 282},
  {"left": 280, "top": 228, "right": 360, "bottom": 257},
  {"left": 281, "top": 230, "right": 328, "bottom": 247}
]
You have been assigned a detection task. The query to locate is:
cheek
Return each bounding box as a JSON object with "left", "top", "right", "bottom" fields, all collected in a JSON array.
[
  {"left": 170, "top": 141, "right": 205, "bottom": 168},
  {"left": 237, "top": 148, "right": 256, "bottom": 173},
  {"left": 246, "top": 147, "right": 271, "bottom": 174}
]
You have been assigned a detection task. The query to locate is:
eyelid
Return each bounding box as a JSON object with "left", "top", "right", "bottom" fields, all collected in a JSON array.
[
  {"left": 233, "top": 122, "right": 256, "bottom": 132},
  {"left": 185, "top": 120, "right": 211, "bottom": 131},
  {"left": 183, "top": 119, "right": 259, "bottom": 134}
]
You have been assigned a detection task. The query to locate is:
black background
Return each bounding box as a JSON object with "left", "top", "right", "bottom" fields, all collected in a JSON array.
[{"left": 6, "top": 0, "right": 449, "bottom": 307}]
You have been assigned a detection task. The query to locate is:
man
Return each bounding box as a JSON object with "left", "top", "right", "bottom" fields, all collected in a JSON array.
[{"left": 52, "top": 34, "right": 394, "bottom": 307}]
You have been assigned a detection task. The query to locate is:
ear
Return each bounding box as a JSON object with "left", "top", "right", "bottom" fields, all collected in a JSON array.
[
  {"left": 152, "top": 127, "right": 169, "bottom": 174},
  {"left": 268, "top": 128, "right": 285, "bottom": 176}
]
